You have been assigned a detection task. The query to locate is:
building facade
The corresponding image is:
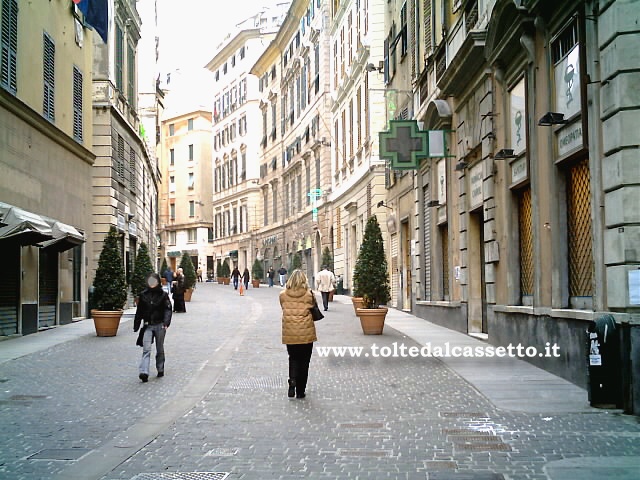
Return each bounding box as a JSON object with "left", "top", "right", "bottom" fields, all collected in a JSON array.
[
  {"left": 159, "top": 111, "right": 213, "bottom": 275},
  {"left": 372, "top": 0, "right": 640, "bottom": 413},
  {"left": 251, "top": 0, "right": 333, "bottom": 285},
  {"left": 90, "top": 0, "right": 159, "bottom": 296},
  {"left": 205, "top": 4, "right": 289, "bottom": 276},
  {"left": 0, "top": 1, "right": 94, "bottom": 335}
]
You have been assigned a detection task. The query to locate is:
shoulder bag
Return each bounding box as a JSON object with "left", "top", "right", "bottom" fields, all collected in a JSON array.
[{"left": 309, "top": 290, "right": 324, "bottom": 321}]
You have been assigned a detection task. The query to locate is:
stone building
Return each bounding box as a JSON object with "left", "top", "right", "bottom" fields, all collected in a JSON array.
[
  {"left": 328, "top": 0, "right": 389, "bottom": 295},
  {"left": 205, "top": 4, "right": 289, "bottom": 276},
  {"left": 158, "top": 110, "right": 213, "bottom": 275},
  {"left": 381, "top": 0, "right": 640, "bottom": 413},
  {"left": 0, "top": 1, "right": 94, "bottom": 334},
  {"left": 90, "top": 0, "right": 159, "bottom": 293},
  {"left": 251, "top": 0, "right": 333, "bottom": 284}
]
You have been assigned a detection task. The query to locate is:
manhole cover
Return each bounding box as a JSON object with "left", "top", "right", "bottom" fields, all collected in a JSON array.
[
  {"left": 453, "top": 443, "right": 511, "bottom": 451},
  {"left": 425, "top": 461, "right": 458, "bottom": 470},
  {"left": 439, "top": 412, "right": 488, "bottom": 418},
  {"left": 130, "top": 474, "right": 229, "bottom": 480},
  {"left": 228, "top": 376, "right": 286, "bottom": 389},
  {"left": 204, "top": 447, "right": 238, "bottom": 457},
  {"left": 447, "top": 435, "right": 503, "bottom": 443},
  {"left": 337, "top": 422, "right": 385, "bottom": 429},
  {"left": 28, "top": 448, "right": 91, "bottom": 460},
  {"left": 337, "top": 448, "right": 393, "bottom": 457}
]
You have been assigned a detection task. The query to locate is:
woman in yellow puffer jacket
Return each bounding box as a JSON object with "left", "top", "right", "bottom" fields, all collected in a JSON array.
[{"left": 279, "top": 269, "right": 317, "bottom": 399}]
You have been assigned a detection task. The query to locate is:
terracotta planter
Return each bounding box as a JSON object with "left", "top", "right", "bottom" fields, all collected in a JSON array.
[
  {"left": 251, "top": 279, "right": 261, "bottom": 288},
  {"left": 217, "top": 277, "right": 224, "bottom": 284},
  {"left": 356, "top": 307, "right": 388, "bottom": 335},
  {"left": 328, "top": 290, "right": 335, "bottom": 302},
  {"left": 184, "top": 288, "right": 193, "bottom": 302},
  {"left": 223, "top": 277, "right": 230, "bottom": 285},
  {"left": 91, "top": 310, "right": 124, "bottom": 337},
  {"left": 351, "top": 297, "right": 365, "bottom": 314}
]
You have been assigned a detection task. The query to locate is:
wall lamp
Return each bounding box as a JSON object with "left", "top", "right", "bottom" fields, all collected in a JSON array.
[
  {"left": 455, "top": 161, "right": 468, "bottom": 171},
  {"left": 365, "top": 61, "right": 384, "bottom": 73},
  {"left": 538, "top": 112, "right": 567, "bottom": 126},
  {"left": 377, "top": 200, "right": 393, "bottom": 209},
  {"left": 493, "top": 148, "right": 517, "bottom": 160}
]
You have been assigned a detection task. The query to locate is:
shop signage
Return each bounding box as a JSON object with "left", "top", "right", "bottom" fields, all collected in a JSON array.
[
  {"left": 379, "top": 120, "right": 429, "bottom": 170},
  {"left": 117, "top": 213, "right": 125, "bottom": 232},
  {"left": 262, "top": 235, "right": 277, "bottom": 246},
  {"left": 469, "top": 163, "right": 483, "bottom": 209},
  {"left": 557, "top": 120, "right": 583, "bottom": 157},
  {"left": 511, "top": 156, "right": 528, "bottom": 185},
  {"left": 128, "top": 221, "right": 137, "bottom": 237}
]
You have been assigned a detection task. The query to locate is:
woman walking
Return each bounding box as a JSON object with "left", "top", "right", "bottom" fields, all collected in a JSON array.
[
  {"left": 172, "top": 268, "right": 187, "bottom": 313},
  {"left": 242, "top": 267, "right": 250, "bottom": 291},
  {"left": 133, "top": 273, "right": 172, "bottom": 382},
  {"left": 279, "top": 269, "right": 317, "bottom": 399}
]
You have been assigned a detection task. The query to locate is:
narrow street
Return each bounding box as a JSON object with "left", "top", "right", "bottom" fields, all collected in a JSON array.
[{"left": 1, "top": 282, "right": 639, "bottom": 480}]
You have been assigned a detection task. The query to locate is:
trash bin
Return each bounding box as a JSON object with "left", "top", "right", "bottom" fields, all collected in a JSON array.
[
  {"left": 587, "top": 314, "right": 623, "bottom": 408},
  {"left": 336, "top": 276, "right": 344, "bottom": 295}
]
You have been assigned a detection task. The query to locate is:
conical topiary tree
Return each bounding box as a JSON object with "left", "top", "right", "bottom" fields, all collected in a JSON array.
[
  {"left": 219, "top": 259, "right": 230, "bottom": 277},
  {"left": 179, "top": 252, "right": 197, "bottom": 289},
  {"left": 292, "top": 252, "right": 302, "bottom": 270},
  {"left": 160, "top": 257, "right": 168, "bottom": 278},
  {"left": 93, "top": 226, "right": 128, "bottom": 311},
  {"left": 322, "top": 246, "right": 334, "bottom": 271},
  {"left": 216, "top": 259, "right": 222, "bottom": 278},
  {"left": 353, "top": 215, "right": 391, "bottom": 308},
  {"left": 130, "top": 243, "right": 154, "bottom": 297},
  {"left": 252, "top": 257, "right": 264, "bottom": 281}
]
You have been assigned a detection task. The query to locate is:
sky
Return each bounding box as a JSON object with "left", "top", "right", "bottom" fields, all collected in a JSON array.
[{"left": 157, "top": 0, "right": 284, "bottom": 73}]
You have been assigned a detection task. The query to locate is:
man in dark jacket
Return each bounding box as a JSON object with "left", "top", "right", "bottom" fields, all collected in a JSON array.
[
  {"left": 134, "top": 273, "right": 172, "bottom": 382},
  {"left": 231, "top": 266, "right": 241, "bottom": 290}
]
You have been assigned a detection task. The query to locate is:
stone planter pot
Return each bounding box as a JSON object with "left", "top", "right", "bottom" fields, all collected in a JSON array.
[
  {"left": 184, "top": 288, "right": 193, "bottom": 302},
  {"left": 356, "top": 307, "right": 388, "bottom": 335},
  {"left": 351, "top": 297, "right": 365, "bottom": 314},
  {"left": 251, "top": 279, "right": 261, "bottom": 288},
  {"left": 92, "top": 310, "right": 124, "bottom": 337}
]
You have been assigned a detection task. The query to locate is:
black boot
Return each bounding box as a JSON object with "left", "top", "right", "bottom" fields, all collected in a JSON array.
[{"left": 287, "top": 379, "right": 296, "bottom": 398}]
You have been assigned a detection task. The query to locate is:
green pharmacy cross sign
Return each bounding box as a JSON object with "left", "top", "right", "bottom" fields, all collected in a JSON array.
[{"left": 379, "top": 120, "right": 429, "bottom": 170}]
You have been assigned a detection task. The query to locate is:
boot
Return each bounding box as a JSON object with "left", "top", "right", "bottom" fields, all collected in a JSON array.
[{"left": 287, "top": 379, "right": 296, "bottom": 398}]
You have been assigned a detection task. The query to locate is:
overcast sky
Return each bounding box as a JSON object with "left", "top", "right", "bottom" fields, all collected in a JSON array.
[{"left": 157, "top": 0, "right": 283, "bottom": 72}]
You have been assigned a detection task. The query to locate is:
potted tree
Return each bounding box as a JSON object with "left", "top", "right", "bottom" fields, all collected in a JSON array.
[
  {"left": 220, "top": 260, "right": 231, "bottom": 285},
  {"left": 216, "top": 260, "right": 223, "bottom": 284},
  {"left": 92, "top": 226, "right": 128, "bottom": 337},
  {"left": 292, "top": 252, "right": 302, "bottom": 271},
  {"left": 179, "top": 253, "right": 197, "bottom": 301},
  {"left": 130, "top": 242, "right": 154, "bottom": 304},
  {"left": 159, "top": 258, "right": 168, "bottom": 286},
  {"left": 353, "top": 215, "right": 391, "bottom": 334},
  {"left": 251, "top": 258, "right": 263, "bottom": 288},
  {"left": 321, "top": 246, "right": 335, "bottom": 302}
]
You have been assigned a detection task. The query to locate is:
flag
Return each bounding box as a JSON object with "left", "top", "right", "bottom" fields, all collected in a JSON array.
[{"left": 74, "top": 0, "right": 109, "bottom": 44}]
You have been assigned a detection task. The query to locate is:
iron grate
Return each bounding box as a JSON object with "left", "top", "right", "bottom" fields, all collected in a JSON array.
[
  {"left": 453, "top": 442, "right": 512, "bottom": 451},
  {"left": 337, "top": 448, "right": 393, "bottom": 457},
  {"left": 447, "top": 435, "right": 504, "bottom": 443},
  {"left": 519, "top": 187, "right": 534, "bottom": 296},
  {"left": 28, "top": 448, "right": 91, "bottom": 460},
  {"left": 439, "top": 412, "right": 488, "bottom": 418},
  {"left": 441, "top": 429, "right": 493, "bottom": 436},
  {"left": 130, "top": 474, "right": 230, "bottom": 480},
  {"left": 204, "top": 447, "right": 238, "bottom": 457},
  {"left": 228, "top": 376, "right": 286, "bottom": 390}
]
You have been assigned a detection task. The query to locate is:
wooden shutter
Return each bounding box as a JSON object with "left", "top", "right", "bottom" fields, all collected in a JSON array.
[{"left": 43, "top": 33, "right": 55, "bottom": 121}]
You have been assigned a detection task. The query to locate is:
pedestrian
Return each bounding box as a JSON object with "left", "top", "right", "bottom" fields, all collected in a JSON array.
[
  {"left": 231, "top": 266, "right": 241, "bottom": 290},
  {"left": 278, "top": 265, "right": 287, "bottom": 287},
  {"left": 197, "top": 267, "right": 203, "bottom": 282},
  {"left": 267, "top": 266, "right": 275, "bottom": 287},
  {"left": 279, "top": 269, "right": 317, "bottom": 399},
  {"left": 133, "top": 273, "right": 172, "bottom": 382},
  {"left": 315, "top": 264, "right": 336, "bottom": 312},
  {"left": 172, "top": 268, "right": 187, "bottom": 313},
  {"left": 163, "top": 266, "right": 174, "bottom": 297},
  {"left": 242, "top": 267, "right": 250, "bottom": 290}
]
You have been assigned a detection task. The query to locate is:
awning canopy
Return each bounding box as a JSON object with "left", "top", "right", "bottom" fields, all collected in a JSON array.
[{"left": 0, "top": 202, "right": 84, "bottom": 250}]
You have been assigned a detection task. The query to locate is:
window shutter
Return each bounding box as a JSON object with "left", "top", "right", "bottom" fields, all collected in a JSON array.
[
  {"left": 1, "top": 0, "right": 18, "bottom": 93},
  {"left": 117, "top": 135, "right": 125, "bottom": 179},
  {"left": 43, "top": 33, "right": 55, "bottom": 121},
  {"left": 115, "top": 25, "right": 124, "bottom": 91},
  {"left": 129, "top": 148, "right": 136, "bottom": 191},
  {"left": 127, "top": 43, "right": 135, "bottom": 107},
  {"left": 72, "top": 67, "right": 83, "bottom": 142}
]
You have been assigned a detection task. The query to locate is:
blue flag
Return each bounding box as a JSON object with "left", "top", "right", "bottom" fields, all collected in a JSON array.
[{"left": 75, "top": 0, "right": 109, "bottom": 44}]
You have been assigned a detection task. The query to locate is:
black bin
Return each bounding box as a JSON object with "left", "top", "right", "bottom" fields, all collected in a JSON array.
[{"left": 587, "top": 314, "right": 623, "bottom": 408}]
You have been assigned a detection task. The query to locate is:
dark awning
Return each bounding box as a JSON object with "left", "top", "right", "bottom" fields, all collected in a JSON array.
[{"left": 38, "top": 222, "right": 85, "bottom": 252}]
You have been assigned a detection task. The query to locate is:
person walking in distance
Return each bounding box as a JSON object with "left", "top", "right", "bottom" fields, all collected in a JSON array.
[
  {"left": 172, "top": 268, "right": 187, "bottom": 313},
  {"left": 242, "top": 267, "right": 250, "bottom": 291},
  {"left": 134, "top": 273, "right": 172, "bottom": 382},
  {"left": 163, "top": 266, "right": 174, "bottom": 298},
  {"left": 280, "top": 269, "right": 317, "bottom": 399},
  {"left": 196, "top": 267, "right": 203, "bottom": 282},
  {"left": 278, "top": 265, "right": 288, "bottom": 287},
  {"left": 267, "top": 267, "right": 275, "bottom": 287},
  {"left": 315, "top": 264, "right": 336, "bottom": 312},
  {"left": 231, "top": 265, "right": 241, "bottom": 290}
]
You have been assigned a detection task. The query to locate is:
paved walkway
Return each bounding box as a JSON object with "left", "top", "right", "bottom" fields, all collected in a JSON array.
[{"left": 0, "top": 284, "right": 638, "bottom": 480}]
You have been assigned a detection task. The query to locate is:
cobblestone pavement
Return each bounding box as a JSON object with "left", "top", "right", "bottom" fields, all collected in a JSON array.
[{"left": 1, "top": 282, "right": 639, "bottom": 480}]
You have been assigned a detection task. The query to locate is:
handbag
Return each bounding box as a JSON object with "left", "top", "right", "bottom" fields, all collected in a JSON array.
[{"left": 310, "top": 291, "right": 324, "bottom": 321}]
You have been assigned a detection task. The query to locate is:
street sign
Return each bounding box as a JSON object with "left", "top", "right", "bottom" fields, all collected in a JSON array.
[{"left": 379, "top": 120, "right": 429, "bottom": 170}]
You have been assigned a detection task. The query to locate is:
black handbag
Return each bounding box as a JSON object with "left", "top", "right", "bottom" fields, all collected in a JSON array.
[{"left": 310, "top": 291, "right": 324, "bottom": 321}]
